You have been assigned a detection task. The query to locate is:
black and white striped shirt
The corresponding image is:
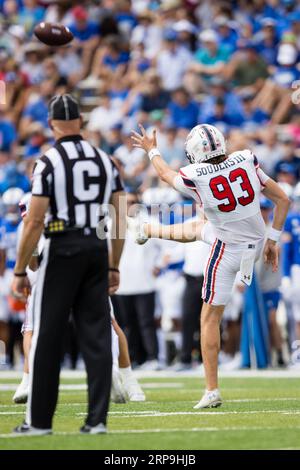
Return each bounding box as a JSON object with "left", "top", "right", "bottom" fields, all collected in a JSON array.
[{"left": 31, "top": 135, "right": 123, "bottom": 229}]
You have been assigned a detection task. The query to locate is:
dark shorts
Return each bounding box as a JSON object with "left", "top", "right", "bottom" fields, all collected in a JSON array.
[{"left": 263, "top": 291, "right": 281, "bottom": 313}]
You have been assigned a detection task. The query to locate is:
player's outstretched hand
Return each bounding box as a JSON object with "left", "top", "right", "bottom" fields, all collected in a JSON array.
[
  {"left": 263, "top": 239, "right": 279, "bottom": 272},
  {"left": 131, "top": 124, "right": 157, "bottom": 153}
]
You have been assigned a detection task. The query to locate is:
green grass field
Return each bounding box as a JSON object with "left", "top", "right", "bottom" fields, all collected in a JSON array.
[{"left": 0, "top": 375, "right": 300, "bottom": 450}]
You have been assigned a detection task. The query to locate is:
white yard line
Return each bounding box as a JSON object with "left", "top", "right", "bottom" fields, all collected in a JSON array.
[
  {"left": 75, "top": 409, "right": 300, "bottom": 417},
  {"left": 0, "top": 426, "right": 300, "bottom": 439},
  {"left": 1, "top": 369, "right": 300, "bottom": 380},
  {"left": 0, "top": 397, "right": 299, "bottom": 409}
]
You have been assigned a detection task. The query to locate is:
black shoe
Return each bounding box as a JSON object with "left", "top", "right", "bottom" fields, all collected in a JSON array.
[
  {"left": 80, "top": 423, "right": 107, "bottom": 434},
  {"left": 13, "top": 421, "right": 30, "bottom": 433},
  {"left": 13, "top": 422, "right": 52, "bottom": 436}
]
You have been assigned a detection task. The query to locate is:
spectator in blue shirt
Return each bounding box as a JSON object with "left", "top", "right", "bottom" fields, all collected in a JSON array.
[
  {"left": 93, "top": 35, "right": 129, "bottom": 77},
  {"left": 115, "top": 0, "right": 137, "bottom": 38},
  {"left": 239, "top": 91, "right": 270, "bottom": 130},
  {"left": 200, "top": 77, "right": 243, "bottom": 122},
  {"left": 19, "top": 79, "right": 54, "bottom": 140},
  {"left": 215, "top": 16, "right": 238, "bottom": 53},
  {"left": 18, "top": 0, "right": 45, "bottom": 35},
  {"left": 68, "top": 5, "right": 100, "bottom": 80},
  {"left": 205, "top": 97, "right": 242, "bottom": 130},
  {"left": 0, "top": 162, "right": 30, "bottom": 195},
  {"left": 69, "top": 6, "right": 100, "bottom": 43},
  {"left": 254, "top": 18, "right": 279, "bottom": 65},
  {"left": 0, "top": 111, "right": 17, "bottom": 164},
  {"left": 168, "top": 87, "right": 199, "bottom": 130}
]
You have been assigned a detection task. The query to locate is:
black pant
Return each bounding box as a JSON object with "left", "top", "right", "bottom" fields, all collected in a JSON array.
[
  {"left": 114, "top": 292, "right": 158, "bottom": 364},
  {"left": 29, "top": 233, "right": 112, "bottom": 429},
  {"left": 181, "top": 274, "right": 204, "bottom": 364}
]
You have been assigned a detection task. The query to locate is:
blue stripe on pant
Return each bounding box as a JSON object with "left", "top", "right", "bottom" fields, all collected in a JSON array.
[{"left": 204, "top": 240, "right": 222, "bottom": 303}]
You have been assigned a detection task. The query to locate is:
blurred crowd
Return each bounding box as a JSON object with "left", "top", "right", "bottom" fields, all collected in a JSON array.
[{"left": 0, "top": 0, "right": 300, "bottom": 371}]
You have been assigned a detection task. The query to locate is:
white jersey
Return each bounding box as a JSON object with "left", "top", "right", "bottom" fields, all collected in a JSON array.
[{"left": 174, "top": 149, "right": 270, "bottom": 245}]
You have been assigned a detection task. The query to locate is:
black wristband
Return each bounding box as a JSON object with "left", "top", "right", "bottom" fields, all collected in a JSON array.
[
  {"left": 14, "top": 272, "right": 27, "bottom": 277},
  {"left": 109, "top": 267, "right": 120, "bottom": 273}
]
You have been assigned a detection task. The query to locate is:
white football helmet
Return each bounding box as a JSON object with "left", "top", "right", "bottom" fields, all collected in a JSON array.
[
  {"left": 185, "top": 124, "right": 226, "bottom": 164},
  {"left": 2, "top": 187, "right": 24, "bottom": 223}
]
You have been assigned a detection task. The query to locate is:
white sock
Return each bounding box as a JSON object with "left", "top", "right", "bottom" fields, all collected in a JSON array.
[
  {"left": 119, "top": 366, "right": 133, "bottom": 381},
  {"left": 206, "top": 388, "right": 219, "bottom": 394},
  {"left": 111, "top": 326, "right": 119, "bottom": 367},
  {"left": 21, "top": 372, "right": 29, "bottom": 388}
]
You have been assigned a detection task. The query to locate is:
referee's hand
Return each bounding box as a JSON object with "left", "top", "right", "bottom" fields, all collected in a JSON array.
[
  {"left": 11, "top": 275, "right": 31, "bottom": 302},
  {"left": 109, "top": 269, "right": 120, "bottom": 296}
]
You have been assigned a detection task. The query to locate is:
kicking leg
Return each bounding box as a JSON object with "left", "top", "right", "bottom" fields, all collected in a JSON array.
[{"left": 112, "top": 317, "right": 145, "bottom": 402}]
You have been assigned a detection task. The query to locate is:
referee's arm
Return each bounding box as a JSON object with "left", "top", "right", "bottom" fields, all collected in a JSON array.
[{"left": 108, "top": 159, "right": 127, "bottom": 295}]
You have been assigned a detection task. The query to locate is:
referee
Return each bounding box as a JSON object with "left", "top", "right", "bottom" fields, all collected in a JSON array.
[{"left": 12, "top": 94, "right": 126, "bottom": 435}]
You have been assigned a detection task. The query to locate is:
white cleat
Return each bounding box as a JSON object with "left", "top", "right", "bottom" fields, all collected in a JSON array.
[
  {"left": 123, "top": 379, "right": 146, "bottom": 402},
  {"left": 110, "top": 366, "right": 127, "bottom": 404},
  {"left": 193, "top": 389, "right": 222, "bottom": 409},
  {"left": 126, "top": 216, "right": 148, "bottom": 245},
  {"left": 13, "top": 383, "right": 29, "bottom": 404}
]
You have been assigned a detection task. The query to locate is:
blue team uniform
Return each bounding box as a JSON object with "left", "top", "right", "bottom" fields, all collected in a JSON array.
[
  {"left": 0, "top": 218, "right": 19, "bottom": 270},
  {"left": 282, "top": 212, "right": 300, "bottom": 277}
]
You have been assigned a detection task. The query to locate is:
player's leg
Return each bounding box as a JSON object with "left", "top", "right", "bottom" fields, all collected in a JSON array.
[
  {"left": 13, "top": 291, "right": 34, "bottom": 404},
  {"left": 109, "top": 299, "right": 127, "bottom": 404},
  {"left": 200, "top": 303, "right": 225, "bottom": 391},
  {"left": 194, "top": 240, "right": 237, "bottom": 409},
  {"left": 13, "top": 331, "right": 32, "bottom": 404},
  {"left": 128, "top": 216, "right": 205, "bottom": 244},
  {"left": 112, "top": 317, "right": 145, "bottom": 402}
]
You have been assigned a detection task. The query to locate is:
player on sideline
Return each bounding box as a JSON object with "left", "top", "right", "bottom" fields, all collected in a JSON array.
[{"left": 131, "top": 124, "right": 290, "bottom": 409}]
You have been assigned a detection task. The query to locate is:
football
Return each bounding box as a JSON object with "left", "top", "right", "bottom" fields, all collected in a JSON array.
[{"left": 34, "top": 22, "right": 74, "bottom": 46}]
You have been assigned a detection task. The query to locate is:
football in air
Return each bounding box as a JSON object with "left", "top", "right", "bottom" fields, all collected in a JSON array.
[{"left": 34, "top": 22, "right": 74, "bottom": 46}]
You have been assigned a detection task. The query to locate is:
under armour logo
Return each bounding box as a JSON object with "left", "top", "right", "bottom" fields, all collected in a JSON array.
[{"left": 244, "top": 275, "right": 251, "bottom": 280}]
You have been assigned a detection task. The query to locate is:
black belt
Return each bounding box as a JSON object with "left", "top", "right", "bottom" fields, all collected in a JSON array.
[{"left": 44, "top": 220, "right": 99, "bottom": 238}]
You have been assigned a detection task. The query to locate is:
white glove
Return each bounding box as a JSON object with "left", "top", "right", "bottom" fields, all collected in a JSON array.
[{"left": 127, "top": 216, "right": 148, "bottom": 245}]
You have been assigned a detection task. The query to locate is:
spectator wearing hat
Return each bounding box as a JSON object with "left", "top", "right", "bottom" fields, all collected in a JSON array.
[
  {"left": 173, "top": 19, "right": 198, "bottom": 53},
  {"left": 254, "top": 18, "right": 279, "bottom": 65},
  {"left": 215, "top": 16, "right": 239, "bottom": 53},
  {"left": 156, "top": 29, "right": 192, "bottom": 91},
  {"left": 190, "top": 29, "right": 231, "bottom": 86},
  {"left": 68, "top": 5, "right": 100, "bottom": 79}
]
